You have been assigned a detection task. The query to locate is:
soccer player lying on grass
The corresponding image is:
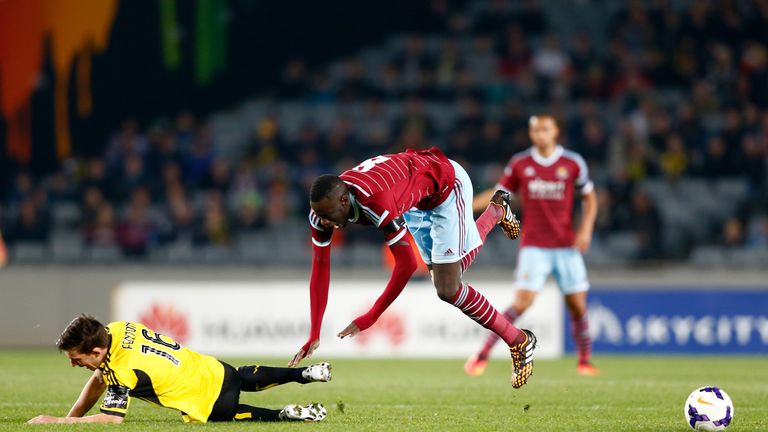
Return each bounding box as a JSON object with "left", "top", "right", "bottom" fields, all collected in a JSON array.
[
  {"left": 27, "top": 315, "right": 330, "bottom": 425},
  {"left": 289, "top": 147, "right": 537, "bottom": 388}
]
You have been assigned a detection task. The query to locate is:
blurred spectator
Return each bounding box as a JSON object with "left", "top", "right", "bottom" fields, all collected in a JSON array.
[
  {"left": 745, "top": 216, "right": 768, "bottom": 249},
  {"left": 280, "top": 59, "right": 309, "bottom": 99},
  {"left": 629, "top": 189, "right": 663, "bottom": 260},
  {"left": 146, "top": 129, "right": 182, "bottom": 178},
  {"left": 659, "top": 134, "right": 689, "bottom": 180},
  {"left": 113, "top": 153, "right": 148, "bottom": 202},
  {"left": 6, "top": 172, "right": 34, "bottom": 205},
  {"left": 308, "top": 72, "right": 336, "bottom": 104},
  {"left": 81, "top": 159, "right": 109, "bottom": 197},
  {"left": 497, "top": 26, "right": 531, "bottom": 80},
  {"left": 393, "top": 36, "right": 434, "bottom": 90},
  {"left": 157, "top": 183, "right": 196, "bottom": 245},
  {"left": 201, "top": 159, "right": 232, "bottom": 194},
  {"left": 84, "top": 203, "right": 118, "bottom": 247},
  {"left": 0, "top": 229, "right": 7, "bottom": 268},
  {"left": 701, "top": 136, "right": 733, "bottom": 178},
  {"left": 3, "top": 199, "right": 50, "bottom": 244},
  {"left": 472, "top": 0, "right": 510, "bottom": 36},
  {"left": 338, "top": 59, "right": 377, "bottom": 102},
  {"left": 359, "top": 100, "right": 392, "bottom": 153},
  {"left": 81, "top": 186, "right": 106, "bottom": 231},
  {"left": 377, "top": 63, "right": 405, "bottom": 100},
  {"left": 392, "top": 97, "right": 435, "bottom": 139},
  {"left": 740, "top": 135, "right": 767, "bottom": 195},
  {"left": 194, "top": 191, "right": 231, "bottom": 246},
  {"left": 325, "top": 118, "right": 360, "bottom": 161},
  {"left": 175, "top": 112, "right": 197, "bottom": 153},
  {"left": 105, "top": 119, "right": 149, "bottom": 169},
  {"left": 264, "top": 180, "right": 295, "bottom": 227},
  {"left": 532, "top": 35, "right": 570, "bottom": 82},
  {"left": 116, "top": 188, "right": 154, "bottom": 257},
  {"left": 720, "top": 217, "right": 745, "bottom": 249}
]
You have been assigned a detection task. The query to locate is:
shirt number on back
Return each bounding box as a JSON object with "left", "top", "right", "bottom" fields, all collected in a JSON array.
[
  {"left": 353, "top": 156, "right": 391, "bottom": 173},
  {"left": 140, "top": 329, "right": 181, "bottom": 366}
]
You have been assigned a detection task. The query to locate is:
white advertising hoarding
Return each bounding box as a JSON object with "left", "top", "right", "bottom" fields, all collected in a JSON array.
[{"left": 113, "top": 281, "right": 563, "bottom": 359}]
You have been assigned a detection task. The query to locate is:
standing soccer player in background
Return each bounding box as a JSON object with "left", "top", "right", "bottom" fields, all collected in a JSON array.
[
  {"left": 289, "top": 147, "right": 537, "bottom": 388},
  {"left": 464, "top": 115, "right": 599, "bottom": 377}
]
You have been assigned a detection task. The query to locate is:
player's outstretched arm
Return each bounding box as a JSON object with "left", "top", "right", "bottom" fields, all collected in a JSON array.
[
  {"left": 28, "top": 371, "right": 124, "bottom": 425},
  {"left": 67, "top": 369, "right": 106, "bottom": 417},
  {"left": 574, "top": 189, "right": 598, "bottom": 253},
  {"left": 290, "top": 242, "right": 332, "bottom": 367},
  {"left": 339, "top": 232, "right": 418, "bottom": 338},
  {"left": 28, "top": 413, "right": 124, "bottom": 424}
]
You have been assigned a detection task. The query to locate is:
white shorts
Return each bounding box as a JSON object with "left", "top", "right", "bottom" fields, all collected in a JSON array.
[
  {"left": 403, "top": 160, "right": 483, "bottom": 265},
  {"left": 514, "top": 246, "right": 590, "bottom": 295}
]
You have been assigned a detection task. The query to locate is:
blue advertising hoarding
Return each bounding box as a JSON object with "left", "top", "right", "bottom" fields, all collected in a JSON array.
[{"left": 565, "top": 289, "right": 768, "bottom": 353}]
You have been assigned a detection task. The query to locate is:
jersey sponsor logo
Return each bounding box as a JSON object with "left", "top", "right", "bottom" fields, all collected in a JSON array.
[
  {"left": 556, "top": 166, "right": 569, "bottom": 179},
  {"left": 527, "top": 178, "right": 566, "bottom": 200},
  {"left": 102, "top": 385, "right": 130, "bottom": 411}
]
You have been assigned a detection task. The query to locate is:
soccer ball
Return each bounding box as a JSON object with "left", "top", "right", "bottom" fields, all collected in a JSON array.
[{"left": 684, "top": 386, "right": 734, "bottom": 431}]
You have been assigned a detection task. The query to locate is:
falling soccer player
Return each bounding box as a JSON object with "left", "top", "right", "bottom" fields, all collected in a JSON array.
[
  {"left": 289, "top": 146, "right": 537, "bottom": 388},
  {"left": 464, "top": 114, "right": 600, "bottom": 377},
  {"left": 27, "top": 315, "right": 330, "bottom": 424}
]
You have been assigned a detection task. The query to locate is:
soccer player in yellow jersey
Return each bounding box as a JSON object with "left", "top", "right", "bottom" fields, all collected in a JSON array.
[{"left": 27, "top": 315, "right": 330, "bottom": 424}]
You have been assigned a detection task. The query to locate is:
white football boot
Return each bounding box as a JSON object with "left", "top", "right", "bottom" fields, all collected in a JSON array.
[
  {"left": 302, "top": 362, "right": 332, "bottom": 382},
  {"left": 279, "top": 403, "right": 327, "bottom": 422}
]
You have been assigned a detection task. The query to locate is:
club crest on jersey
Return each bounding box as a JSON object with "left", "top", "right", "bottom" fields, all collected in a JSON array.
[
  {"left": 555, "top": 166, "right": 568, "bottom": 180},
  {"left": 556, "top": 166, "right": 569, "bottom": 179},
  {"left": 523, "top": 166, "right": 536, "bottom": 177}
]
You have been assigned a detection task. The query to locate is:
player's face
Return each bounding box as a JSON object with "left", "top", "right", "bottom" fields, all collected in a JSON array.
[
  {"left": 529, "top": 117, "right": 559, "bottom": 149},
  {"left": 311, "top": 193, "right": 351, "bottom": 229},
  {"left": 65, "top": 348, "right": 106, "bottom": 371}
]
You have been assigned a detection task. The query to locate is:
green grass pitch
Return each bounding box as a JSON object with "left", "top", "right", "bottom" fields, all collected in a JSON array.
[{"left": 1, "top": 351, "right": 765, "bottom": 431}]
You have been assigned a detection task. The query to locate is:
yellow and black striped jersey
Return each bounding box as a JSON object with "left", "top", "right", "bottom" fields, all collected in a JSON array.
[{"left": 99, "top": 321, "right": 225, "bottom": 423}]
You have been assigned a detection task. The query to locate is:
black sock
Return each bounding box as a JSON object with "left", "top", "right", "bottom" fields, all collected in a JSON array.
[
  {"left": 237, "top": 365, "right": 308, "bottom": 391},
  {"left": 232, "top": 404, "right": 282, "bottom": 422}
]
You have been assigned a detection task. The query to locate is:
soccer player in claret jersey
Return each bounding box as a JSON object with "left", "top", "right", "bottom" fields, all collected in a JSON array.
[
  {"left": 27, "top": 315, "right": 331, "bottom": 424},
  {"left": 288, "top": 146, "right": 536, "bottom": 388},
  {"left": 464, "top": 115, "right": 600, "bottom": 377}
]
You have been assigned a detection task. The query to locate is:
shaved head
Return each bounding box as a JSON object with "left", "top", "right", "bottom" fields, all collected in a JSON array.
[
  {"left": 310, "top": 175, "right": 352, "bottom": 228},
  {"left": 310, "top": 175, "right": 345, "bottom": 203}
]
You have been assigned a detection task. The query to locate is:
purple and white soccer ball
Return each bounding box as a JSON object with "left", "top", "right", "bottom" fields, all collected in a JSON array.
[{"left": 684, "top": 386, "right": 734, "bottom": 431}]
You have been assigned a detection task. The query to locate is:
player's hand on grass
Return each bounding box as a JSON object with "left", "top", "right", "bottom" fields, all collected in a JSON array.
[
  {"left": 573, "top": 228, "right": 592, "bottom": 253},
  {"left": 27, "top": 415, "right": 60, "bottom": 424},
  {"left": 337, "top": 322, "right": 360, "bottom": 339},
  {"left": 289, "top": 339, "right": 320, "bottom": 367}
]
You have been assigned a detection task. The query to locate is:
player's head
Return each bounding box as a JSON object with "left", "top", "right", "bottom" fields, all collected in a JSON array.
[
  {"left": 57, "top": 314, "right": 109, "bottom": 371},
  {"left": 310, "top": 174, "right": 351, "bottom": 228},
  {"left": 528, "top": 115, "right": 559, "bottom": 149}
]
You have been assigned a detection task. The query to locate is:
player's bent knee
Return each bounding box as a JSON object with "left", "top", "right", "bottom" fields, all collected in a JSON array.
[{"left": 433, "top": 280, "right": 460, "bottom": 302}]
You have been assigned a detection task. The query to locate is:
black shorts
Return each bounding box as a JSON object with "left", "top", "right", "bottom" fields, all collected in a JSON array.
[{"left": 207, "top": 361, "right": 241, "bottom": 422}]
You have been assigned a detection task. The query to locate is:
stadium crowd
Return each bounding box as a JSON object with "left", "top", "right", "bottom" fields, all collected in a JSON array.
[{"left": 1, "top": 0, "right": 767, "bottom": 263}]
